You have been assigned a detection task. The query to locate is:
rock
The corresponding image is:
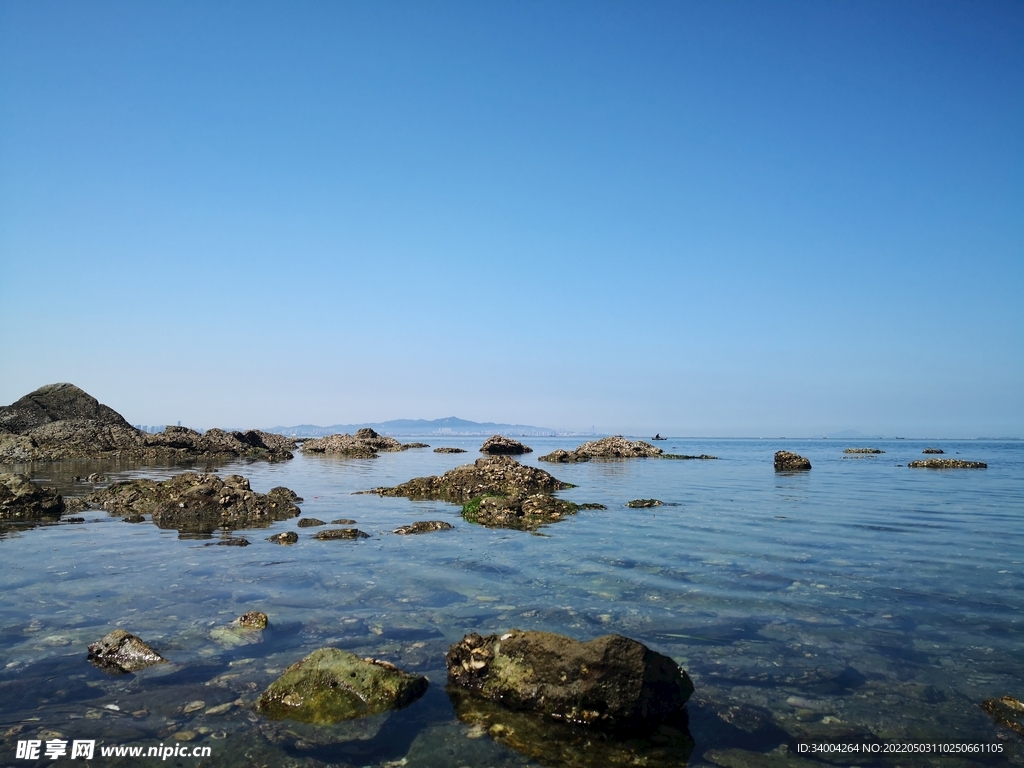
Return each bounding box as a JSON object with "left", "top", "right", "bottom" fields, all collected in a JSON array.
[
  {"left": 774, "top": 451, "right": 811, "bottom": 471},
  {"left": 331, "top": 518, "right": 356, "bottom": 524},
  {"left": 378, "top": 456, "right": 572, "bottom": 503},
  {"left": 982, "top": 695, "right": 1024, "bottom": 737},
  {"left": 86, "top": 473, "right": 301, "bottom": 533},
  {"left": 63, "top": 496, "right": 89, "bottom": 513},
  {"left": 922, "top": 448, "right": 945, "bottom": 454},
  {"left": 268, "top": 531, "right": 298, "bottom": 544},
  {"left": 211, "top": 537, "right": 250, "bottom": 546},
  {"left": 314, "top": 528, "right": 369, "bottom": 540},
  {"left": 446, "top": 630, "right": 693, "bottom": 731},
  {"left": 462, "top": 494, "right": 582, "bottom": 530},
  {"left": 626, "top": 499, "right": 663, "bottom": 508},
  {"left": 0, "top": 382, "right": 128, "bottom": 434},
  {"left": 843, "top": 448, "right": 884, "bottom": 454},
  {"left": 87, "top": 629, "right": 167, "bottom": 674},
  {"left": 404, "top": 442, "right": 430, "bottom": 448},
  {"left": 908, "top": 459, "right": 987, "bottom": 469},
  {"left": 393, "top": 521, "right": 455, "bottom": 534},
  {"left": 237, "top": 612, "right": 268, "bottom": 630},
  {"left": 123, "top": 514, "right": 145, "bottom": 523},
  {"left": 301, "top": 428, "right": 423, "bottom": 458},
  {"left": 539, "top": 436, "right": 663, "bottom": 463},
  {"left": 297, "top": 518, "right": 325, "bottom": 527},
  {"left": 0, "top": 474, "right": 64, "bottom": 520},
  {"left": 661, "top": 454, "right": 718, "bottom": 460},
  {"left": 480, "top": 435, "right": 533, "bottom": 455},
  {"left": 64, "top": 517, "right": 85, "bottom": 523},
  {"left": 255, "top": 647, "right": 428, "bottom": 724},
  {"left": 434, "top": 447, "right": 467, "bottom": 453}
]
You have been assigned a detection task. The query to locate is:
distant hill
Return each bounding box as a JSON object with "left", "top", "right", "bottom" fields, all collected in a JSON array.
[{"left": 264, "top": 416, "right": 561, "bottom": 437}]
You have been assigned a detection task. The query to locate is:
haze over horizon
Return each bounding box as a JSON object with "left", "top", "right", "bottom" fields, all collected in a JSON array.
[{"left": 2, "top": 2, "right": 1021, "bottom": 438}]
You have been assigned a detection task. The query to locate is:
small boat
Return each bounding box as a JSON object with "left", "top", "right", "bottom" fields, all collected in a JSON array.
[{"left": 652, "top": 434, "right": 667, "bottom": 441}]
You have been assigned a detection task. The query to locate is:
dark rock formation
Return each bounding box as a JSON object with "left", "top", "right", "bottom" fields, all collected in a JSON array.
[
  {"left": 434, "top": 447, "right": 467, "bottom": 453},
  {"left": 237, "top": 611, "right": 268, "bottom": 630},
  {"left": 446, "top": 630, "right": 693, "bottom": 731},
  {"left": 331, "top": 518, "right": 356, "bottom": 524},
  {"left": 0, "top": 473, "right": 64, "bottom": 520},
  {"left": 404, "top": 442, "right": 430, "bottom": 448},
  {"left": 377, "top": 456, "right": 572, "bottom": 503},
  {"left": 314, "top": 528, "right": 369, "bottom": 540},
  {"left": 462, "top": 494, "right": 582, "bottom": 530},
  {"left": 843, "top": 448, "right": 884, "bottom": 454},
  {"left": 539, "top": 437, "right": 663, "bottom": 463},
  {"left": 908, "top": 459, "right": 987, "bottom": 469},
  {"left": 626, "top": 499, "right": 663, "bottom": 508},
  {"left": 86, "top": 473, "right": 301, "bottom": 533},
  {"left": 297, "top": 518, "right": 325, "bottom": 527},
  {"left": 87, "top": 629, "right": 167, "bottom": 674},
  {"left": 393, "top": 520, "right": 455, "bottom": 534},
  {"left": 774, "top": 451, "right": 811, "bottom": 471},
  {"left": 301, "top": 428, "right": 423, "bottom": 458},
  {"left": 0, "top": 383, "right": 296, "bottom": 463},
  {"left": 661, "top": 454, "right": 718, "bottom": 460},
  {"left": 211, "top": 537, "right": 250, "bottom": 546},
  {"left": 255, "top": 647, "right": 428, "bottom": 724},
  {"left": 982, "top": 695, "right": 1024, "bottom": 737},
  {"left": 268, "top": 531, "right": 298, "bottom": 544},
  {"left": 922, "top": 448, "right": 945, "bottom": 454},
  {"left": 480, "top": 435, "right": 533, "bottom": 455}
]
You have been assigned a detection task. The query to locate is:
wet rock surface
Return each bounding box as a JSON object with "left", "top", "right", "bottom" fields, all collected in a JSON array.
[
  {"left": 446, "top": 630, "right": 694, "bottom": 731},
  {"left": 378, "top": 456, "right": 572, "bottom": 503},
  {"left": 774, "top": 451, "right": 811, "bottom": 471},
  {"left": 301, "top": 427, "right": 421, "bottom": 458},
  {"left": 922, "top": 447, "right": 945, "bottom": 454},
  {"left": 296, "top": 517, "right": 325, "bottom": 527},
  {"left": 267, "top": 531, "right": 298, "bottom": 544},
  {"left": 434, "top": 446, "right": 466, "bottom": 453},
  {"left": 462, "top": 494, "right": 583, "bottom": 530},
  {"left": 909, "top": 458, "right": 987, "bottom": 468},
  {"left": 255, "top": 647, "right": 428, "bottom": 724},
  {"left": 662, "top": 453, "right": 719, "bottom": 460},
  {"left": 0, "top": 473, "right": 64, "bottom": 520},
  {"left": 843, "top": 448, "right": 884, "bottom": 454},
  {"left": 480, "top": 435, "right": 533, "bottom": 455},
  {"left": 626, "top": 498, "right": 663, "bottom": 508},
  {"left": 539, "top": 436, "right": 663, "bottom": 463},
  {"left": 236, "top": 611, "right": 268, "bottom": 630},
  {"left": 982, "top": 695, "right": 1024, "bottom": 737},
  {"left": 393, "top": 520, "right": 455, "bottom": 534},
  {"left": 86, "top": 473, "right": 301, "bottom": 533},
  {"left": 314, "top": 528, "right": 370, "bottom": 540},
  {"left": 87, "top": 629, "right": 167, "bottom": 674}
]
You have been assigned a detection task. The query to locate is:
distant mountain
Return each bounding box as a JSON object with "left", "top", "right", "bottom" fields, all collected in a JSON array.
[{"left": 264, "top": 416, "right": 561, "bottom": 437}]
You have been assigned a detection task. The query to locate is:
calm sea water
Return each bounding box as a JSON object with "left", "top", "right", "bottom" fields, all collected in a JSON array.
[{"left": 1, "top": 438, "right": 1022, "bottom": 766}]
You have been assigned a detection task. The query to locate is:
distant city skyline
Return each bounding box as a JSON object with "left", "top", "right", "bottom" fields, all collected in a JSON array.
[{"left": 1, "top": 2, "right": 1021, "bottom": 438}]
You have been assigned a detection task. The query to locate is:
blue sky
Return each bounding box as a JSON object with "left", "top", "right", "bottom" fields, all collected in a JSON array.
[{"left": 1, "top": 1, "right": 1021, "bottom": 436}]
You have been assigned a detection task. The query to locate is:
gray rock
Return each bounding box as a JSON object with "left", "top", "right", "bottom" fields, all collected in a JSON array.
[
  {"left": 268, "top": 531, "right": 298, "bottom": 544},
  {"left": 433, "top": 447, "right": 467, "bottom": 453},
  {"left": 480, "top": 435, "right": 533, "bottom": 455},
  {"left": 393, "top": 521, "right": 455, "bottom": 534},
  {"left": 0, "top": 474, "right": 64, "bottom": 520},
  {"left": 314, "top": 528, "right": 369, "bottom": 540},
  {"left": 908, "top": 458, "right": 986, "bottom": 469},
  {"left": 626, "top": 499, "right": 663, "bottom": 508},
  {"left": 922, "top": 448, "right": 945, "bottom": 454},
  {"left": 774, "top": 451, "right": 811, "bottom": 471},
  {"left": 297, "top": 518, "right": 325, "bottom": 527},
  {"left": 378, "top": 456, "right": 572, "bottom": 503},
  {"left": 87, "top": 629, "right": 167, "bottom": 674},
  {"left": 539, "top": 436, "right": 662, "bottom": 463}
]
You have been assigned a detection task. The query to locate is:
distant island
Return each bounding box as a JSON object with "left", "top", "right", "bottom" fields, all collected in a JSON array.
[{"left": 264, "top": 417, "right": 580, "bottom": 438}]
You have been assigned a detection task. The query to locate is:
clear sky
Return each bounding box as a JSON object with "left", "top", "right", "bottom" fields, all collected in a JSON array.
[{"left": 1, "top": 1, "right": 1021, "bottom": 437}]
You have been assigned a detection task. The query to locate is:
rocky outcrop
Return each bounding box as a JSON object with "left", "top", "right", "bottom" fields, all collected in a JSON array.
[
  {"left": 480, "top": 435, "right": 533, "bottom": 455},
  {"left": 908, "top": 459, "right": 987, "bottom": 469},
  {"left": 539, "top": 437, "right": 663, "bottom": 463},
  {"left": 774, "top": 451, "right": 811, "bottom": 471},
  {"left": 843, "top": 448, "right": 884, "bottom": 454},
  {"left": 86, "top": 473, "right": 301, "bottom": 533},
  {"left": 922, "top": 448, "right": 945, "bottom": 454},
  {"left": 393, "top": 520, "right": 455, "bottom": 534},
  {"left": 87, "top": 629, "right": 166, "bottom": 674},
  {"left": 0, "top": 383, "right": 295, "bottom": 463},
  {"left": 434, "top": 447, "right": 467, "bottom": 453},
  {"left": 626, "top": 499, "right": 663, "bottom": 508},
  {"left": 982, "top": 695, "right": 1024, "bottom": 737},
  {"left": 0, "top": 473, "right": 64, "bottom": 520},
  {"left": 446, "top": 630, "right": 693, "bottom": 731},
  {"left": 237, "top": 611, "right": 268, "bottom": 630},
  {"left": 301, "top": 427, "right": 421, "bottom": 458},
  {"left": 462, "top": 494, "right": 582, "bottom": 530},
  {"left": 268, "top": 531, "right": 298, "bottom": 544},
  {"left": 377, "top": 456, "right": 572, "bottom": 503},
  {"left": 297, "top": 518, "right": 325, "bottom": 527},
  {"left": 661, "top": 454, "right": 718, "bottom": 460},
  {"left": 314, "top": 528, "right": 369, "bottom": 540},
  {"left": 255, "top": 647, "right": 428, "bottom": 724}
]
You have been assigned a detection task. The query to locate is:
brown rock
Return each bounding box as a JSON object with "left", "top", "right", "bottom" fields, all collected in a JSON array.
[
  {"left": 480, "top": 435, "right": 533, "bottom": 455},
  {"left": 393, "top": 520, "right": 455, "bottom": 534},
  {"left": 908, "top": 459, "right": 986, "bottom": 469},
  {"left": 88, "top": 629, "right": 166, "bottom": 674},
  {"left": 774, "top": 451, "right": 811, "bottom": 471},
  {"left": 0, "top": 474, "right": 64, "bottom": 520},
  {"left": 314, "top": 528, "right": 370, "bottom": 540},
  {"left": 237, "top": 611, "right": 268, "bottom": 630},
  {"left": 378, "top": 456, "right": 571, "bottom": 504},
  {"left": 539, "top": 436, "right": 662, "bottom": 463}
]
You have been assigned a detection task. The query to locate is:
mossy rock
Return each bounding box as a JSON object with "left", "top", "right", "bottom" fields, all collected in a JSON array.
[{"left": 255, "top": 647, "right": 428, "bottom": 724}]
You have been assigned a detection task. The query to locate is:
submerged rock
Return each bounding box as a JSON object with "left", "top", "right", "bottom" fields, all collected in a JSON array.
[
  {"left": 539, "top": 437, "right": 663, "bottom": 463},
  {"left": 661, "top": 454, "right": 718, "bottom": 460},
  {"left": 86, "top": 473, "right": 301, "bottom": 534},
  {"left": 301, "top": 428, "right": 422, "bottom": 458},
  {"left": 87, "top": 629, "right": 167, "bottom": 674},
  {"left": 774, "top": 451, "right": 811, "bottom": 471},
  {"left": 268, "top": 531, "right": 298, "bottom": 544},
  {"left": 480, "top": 435, "right": 533, "bottom": 455},
  {"left": 922, "top": 448, "right": 945, "bottom": 454},
  {"left": 314, "top": 528, "right": 369, "bottom": 540},
  {"left": 393, "top": 520, "right": 455, "bottom": 535},
  {"left": 982, "top": 695, "right": 1024, "bottom": 737},
  {"left": 626, "top": 499, "right": 663, "bottom": 508},
  {"left": 908, "top": 459, "right": 987, "bottom": 469},
  {"left": 297, "top": 518, "right": 325, "bottom": 527},
  {"left": 843, "top": 448, "right": 884, "bottom": 454},
  {"left": 462, "top": 494, "right": 582, "bottom": 530},
  {"left": 434, "top": 446, "right": 467, "bottom": 453},
  {"left": 378, "top": 456, "right": 572, "bottom": 503},
  {"left": 446, "top": 630, "right": 693, "bottom": 731},
  {"left": 255, "top": 647, "right": 428, "bottom": 724},
  {"left": 0, "top": 474, "right": 64, "bottom": 520}
]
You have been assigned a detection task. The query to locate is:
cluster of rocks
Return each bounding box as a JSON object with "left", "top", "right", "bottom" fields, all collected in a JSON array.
[
  {"left": 774, "top": 451, "right": 811, "bottom": 471},
  {"left": 844, "top": 448, "right": 884, "bottom": 454},
  {"left": 461, "top": 493, "right": 588, "bottom": 530},
  {"left": 301, "top": 428, "right": 425, "bottom": 458},
  {"left": 0, "top": 473, "right": 64, "bottom": 521},
  {"left": 908, "top": 458, "right": 987, "bottom": 469},
  {"left": 433, "top": 446, "right": 466, "bottom": 453},
  {"left": 480, "top": 435, "right": 532, "bottom": 455},
  {"left": 540, "top": 436, "right": 663, "bottom": 463},
  {"left": 86, "top": 473, "right": 302, "bottom": 533},
  {"left": 377, "top": 455, "right": 572, "bottom": 503},
  {"left": 0, "top": 383, "right": 295, "bottom": 462}
]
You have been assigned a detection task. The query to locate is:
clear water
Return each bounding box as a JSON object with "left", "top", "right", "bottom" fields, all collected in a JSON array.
[{"left": 1, "top": 438, "right": 1022, "bottom": 766}]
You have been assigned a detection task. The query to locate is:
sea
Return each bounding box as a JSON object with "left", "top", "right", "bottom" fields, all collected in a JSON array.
[{"left": 1, "top": 438, "right": 1022, "bottom": 767}]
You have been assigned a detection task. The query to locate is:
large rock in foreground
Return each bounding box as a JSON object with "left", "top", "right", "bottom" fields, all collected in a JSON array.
[
  {"left": 774, "top": 451, "right": 811, "bottom": 471},
  {"left": 539, "top": 437, "right": 662, "bottom": 463},
  {"left": 87, "top": 473, "right": 301, "bottom": 533},
  {"left": 255, "top": 647, "right": 428, "bottom": 724},
  {"left": 908, "top": 459, "right": 987, "bottom": 469},
  {"left": 378, "top": 456, "right": 572, "bottom": 503},
  {"left": 88, "top": 629, "right": 167, "bottom": 674},
  {"left": 446, "top": 630, "right": 693, "bottom": 731},
  {"left": 302, "top": 428, "right": 418, "bottom": 458},
  {"left": 462, "top": 493, "right": 582, "bottom": 530},
  {"left": 0, "top": 473, "right": 64, "bottom": 520},
  {"left": 480, "top": 435, "right": 532, "bottom": 455}
]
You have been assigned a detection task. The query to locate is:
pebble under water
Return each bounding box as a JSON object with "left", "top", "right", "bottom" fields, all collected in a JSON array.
[{"left": 1, "top": 437, "right": 1022, "bottom": 767}]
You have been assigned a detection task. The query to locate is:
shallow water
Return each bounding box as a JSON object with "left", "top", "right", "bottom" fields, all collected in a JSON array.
[{"left": 1, "top": 438, "right": 1022, "bottom": 766}]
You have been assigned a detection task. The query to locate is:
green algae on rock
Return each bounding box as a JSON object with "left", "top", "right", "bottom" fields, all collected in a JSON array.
[
  {"left": 255, "top": 647, "right": 428, "bottom": 724},
  {"left": 87, "top": 629, "right": 167, "bottom": 674},
  {"left": 461, "top": 493, "right": 582, "bottom": 530}
]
